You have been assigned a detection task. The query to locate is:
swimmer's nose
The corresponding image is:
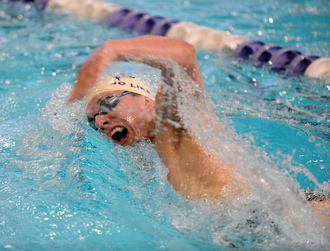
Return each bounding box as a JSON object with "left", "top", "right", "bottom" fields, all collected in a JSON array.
[{"left": 94, "top": 114, "right": 109, "bottom": 130}]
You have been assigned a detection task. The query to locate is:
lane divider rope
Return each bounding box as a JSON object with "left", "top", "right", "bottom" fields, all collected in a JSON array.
[{"left": 11, "top": 0, "right": 330, "bottom": 78}]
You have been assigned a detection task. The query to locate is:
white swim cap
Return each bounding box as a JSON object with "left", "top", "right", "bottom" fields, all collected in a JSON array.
[{"left": 84, "top": 76, "right": 155, "bottom": 112}]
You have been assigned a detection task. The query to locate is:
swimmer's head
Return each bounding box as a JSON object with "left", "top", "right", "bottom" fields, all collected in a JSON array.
[
  {"left": 85, "top": 76, "right": 155, "bottom": 112},
  {"left": 85, "top": 76, "right": 156, "bottom": 145}
]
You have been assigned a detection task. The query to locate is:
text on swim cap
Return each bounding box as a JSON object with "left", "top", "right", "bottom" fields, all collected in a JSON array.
[{"left": 108, "top": 80, "right": 152, "bottom": 95}]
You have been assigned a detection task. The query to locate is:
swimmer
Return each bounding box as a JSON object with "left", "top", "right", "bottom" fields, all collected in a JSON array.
[
  {"left": 69, "top": 35, "right": 245, "bottom": 202},
  {"left": 69, "top": 35, "right": 329, "bottom": 210}
]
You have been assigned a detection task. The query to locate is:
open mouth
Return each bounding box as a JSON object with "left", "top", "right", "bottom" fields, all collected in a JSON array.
[{"left": 109, "top": 126, "right": 129, "bottom": 144}]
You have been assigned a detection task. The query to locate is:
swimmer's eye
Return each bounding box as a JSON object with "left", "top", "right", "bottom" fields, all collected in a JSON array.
[
  {"left": 88, "top": 91, "right": 133, "bottom": 131},
  {"left": 87, "top": 91, "right": 133, "bottom": 131},
  {"left": 99, "top": 91, "right": 133, "bottom": 114},
  {"left": 111, "top": 127, "right": 128, "bottom": 142}
]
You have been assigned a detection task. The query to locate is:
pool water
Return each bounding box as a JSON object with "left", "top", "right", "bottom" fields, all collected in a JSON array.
[{"left": 0, "top": 0, "right": 329, "bottom": 250}]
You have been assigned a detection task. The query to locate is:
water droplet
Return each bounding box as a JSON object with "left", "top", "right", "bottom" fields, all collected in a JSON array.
[{"left": 308, "top": 136, "right": 315, "bottom": 143}]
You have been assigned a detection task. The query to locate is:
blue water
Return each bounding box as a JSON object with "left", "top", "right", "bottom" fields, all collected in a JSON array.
[{"left": 0, "top": 0, "right": 329, "bottom": 250}]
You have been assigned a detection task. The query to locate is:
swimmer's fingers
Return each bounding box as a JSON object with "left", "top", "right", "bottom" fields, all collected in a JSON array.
[
  {"left": 68, "top": 44, "right": 115, "bottom": 103},
  {"left": 68, "top": 60, "right": 100, "bottom": 103}
]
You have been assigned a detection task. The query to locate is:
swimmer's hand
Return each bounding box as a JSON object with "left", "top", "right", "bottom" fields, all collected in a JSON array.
[
  {"left": 68, "top": 41, "right": 116, "bottom": 103},
  {"left": 68, "top": 35, "right": 203, "bottom": 103}
]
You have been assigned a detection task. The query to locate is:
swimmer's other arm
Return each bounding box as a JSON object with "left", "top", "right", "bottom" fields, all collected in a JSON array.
[{"left": 69, "top": 35, "right": 204, "bottom": 102}]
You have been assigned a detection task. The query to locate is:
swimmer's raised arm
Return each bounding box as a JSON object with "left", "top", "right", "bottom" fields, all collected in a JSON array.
[{"left": 69, "top": 35, "right": 203, "bottom": 102}]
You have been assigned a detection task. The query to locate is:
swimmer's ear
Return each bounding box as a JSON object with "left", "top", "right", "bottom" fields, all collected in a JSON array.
[{"left": 145, "top": 97, "right": 155, "bottom": 111}]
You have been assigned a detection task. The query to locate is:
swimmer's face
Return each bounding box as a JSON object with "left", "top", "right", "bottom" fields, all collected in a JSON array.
[{"left": 86, "top": 91, "right": 155, "bottom": 146}]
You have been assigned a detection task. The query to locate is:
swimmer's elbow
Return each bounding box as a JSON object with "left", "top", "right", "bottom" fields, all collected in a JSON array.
[{"left": 178, "top": 40, "right": 198, "bottom": 67}]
